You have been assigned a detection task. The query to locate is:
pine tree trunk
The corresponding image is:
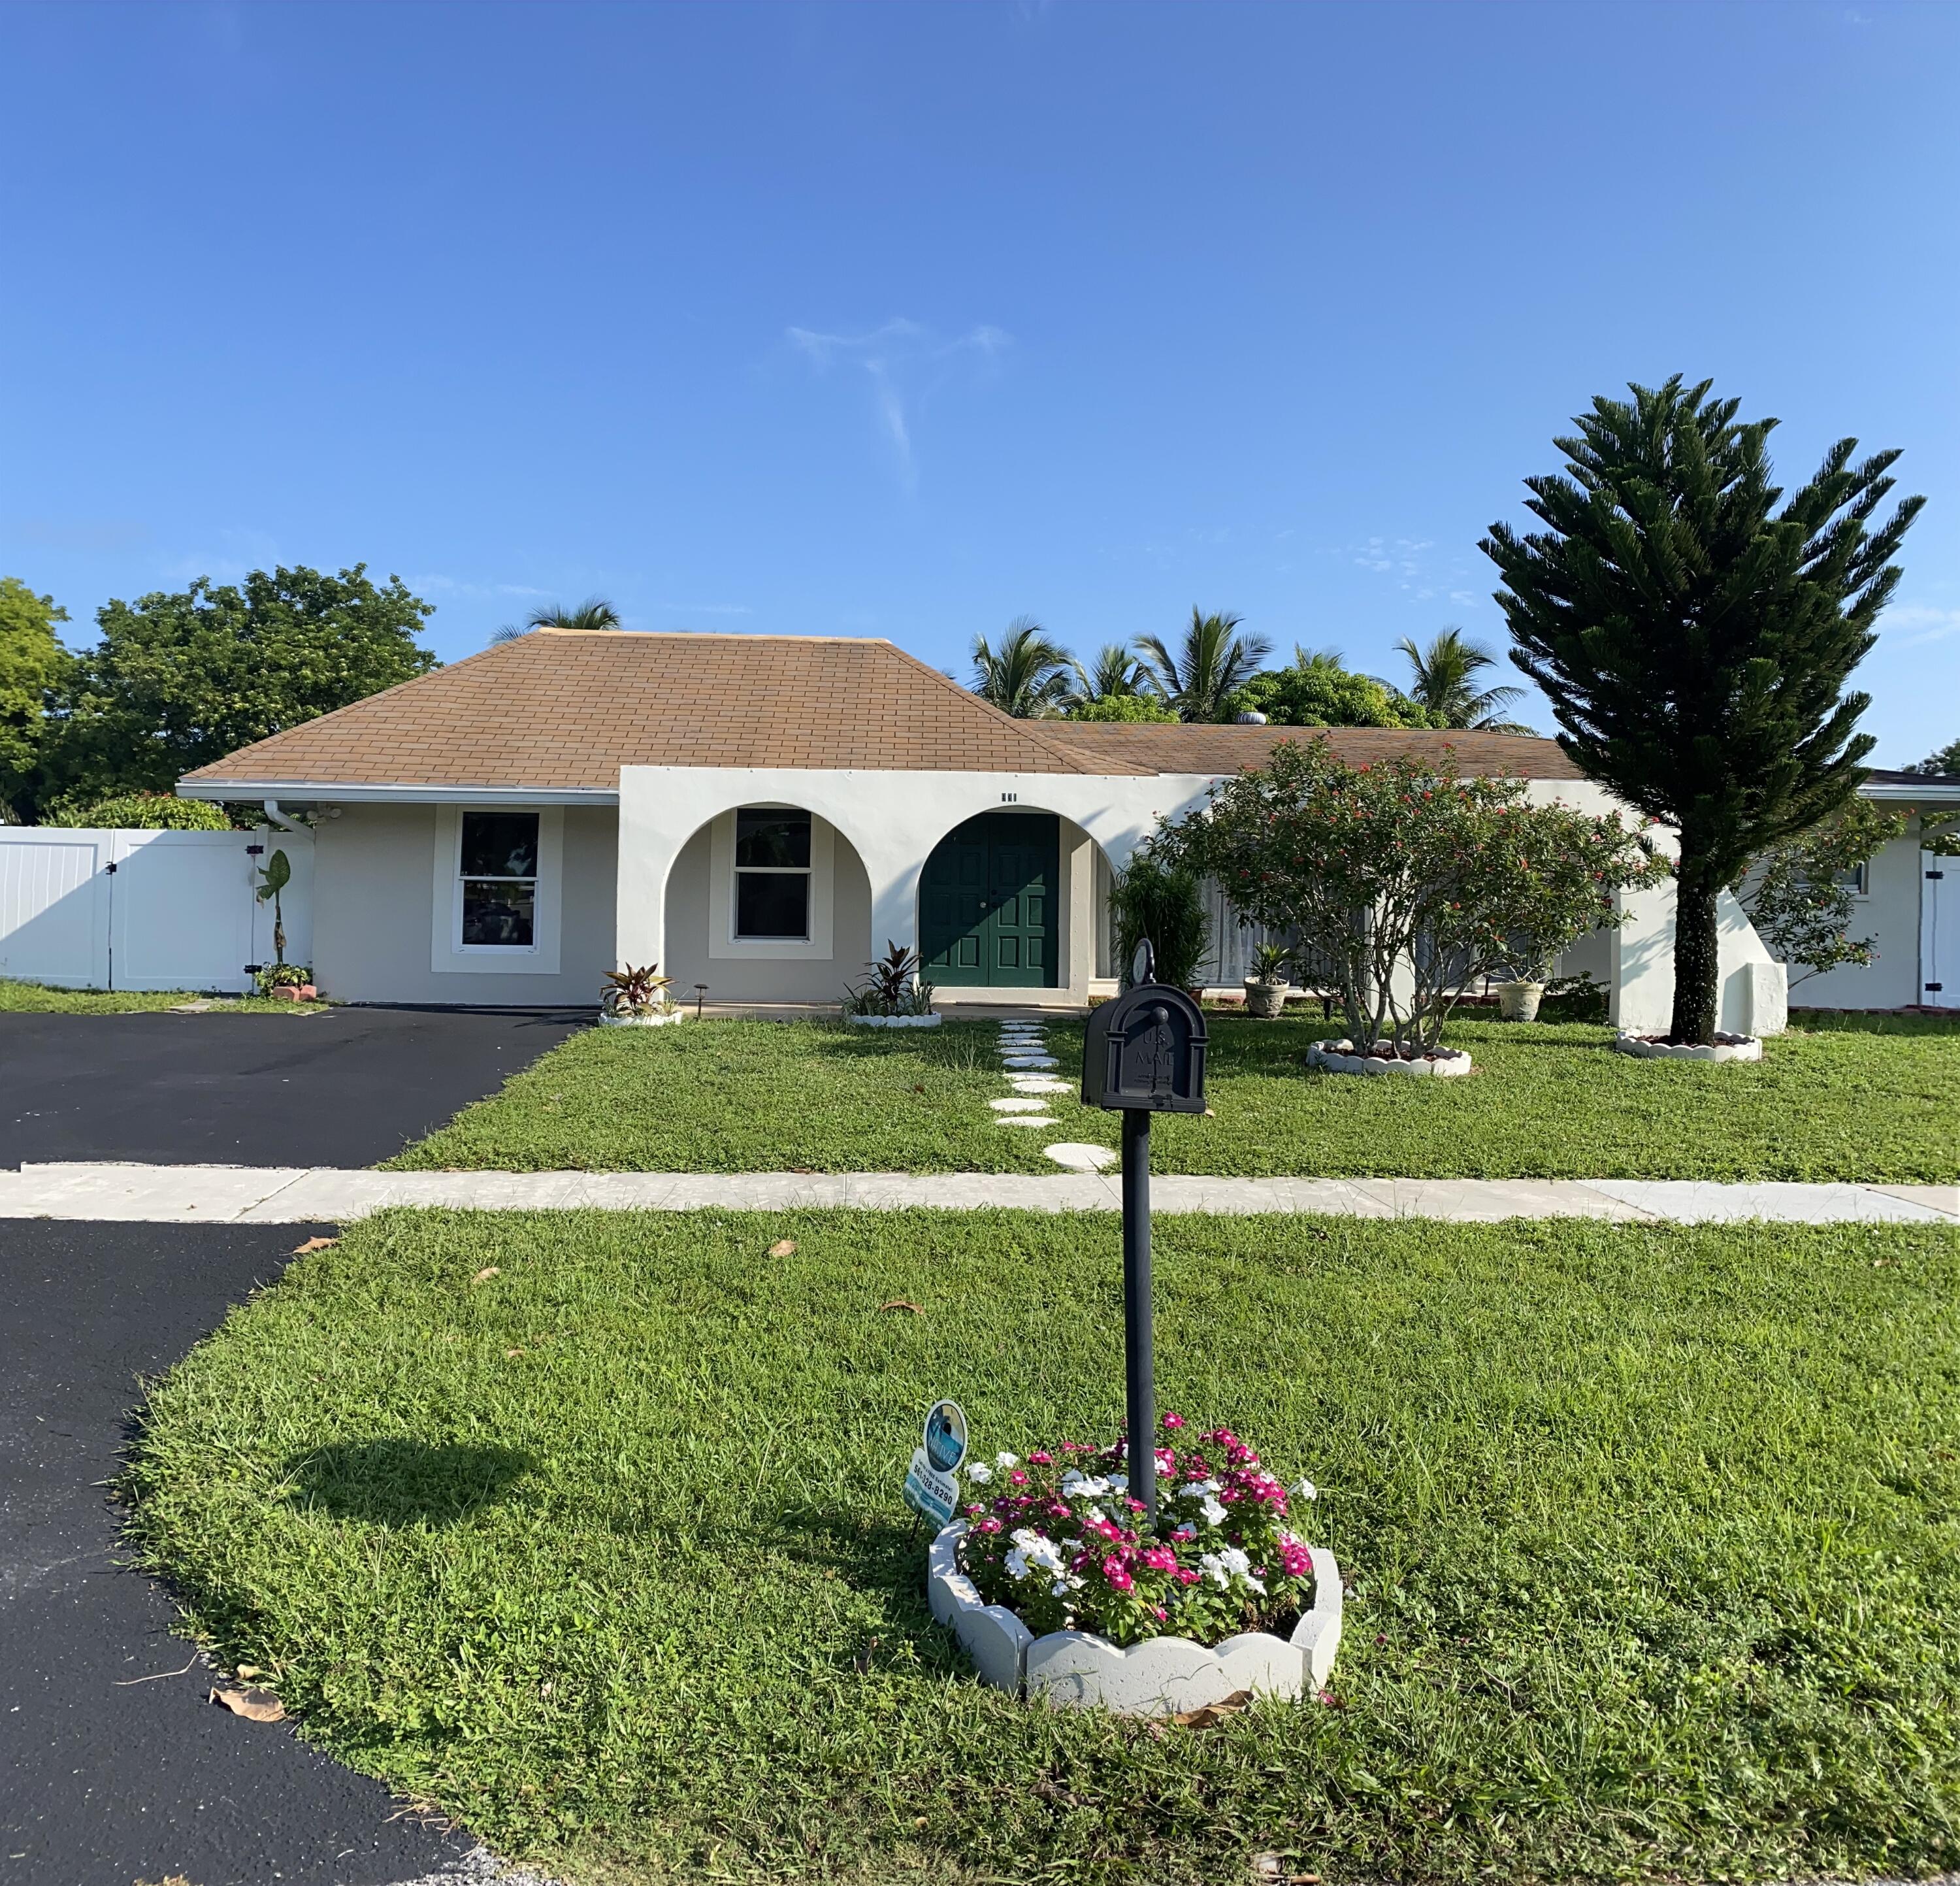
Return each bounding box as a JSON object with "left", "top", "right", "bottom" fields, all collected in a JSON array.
[{"left": 1670, "top": 864, "right": 1721, "bottom": 1045}]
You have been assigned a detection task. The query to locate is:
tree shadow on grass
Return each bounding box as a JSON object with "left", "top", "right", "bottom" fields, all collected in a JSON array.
[
  {"left": 770, "top": 1504, "right": 971, "bottom": 1673},
  {"left": 282, "top": 1440, "right": 532, "bottom": 1527}
]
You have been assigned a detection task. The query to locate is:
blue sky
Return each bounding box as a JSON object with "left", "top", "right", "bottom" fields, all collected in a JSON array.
[{"left": 3, "top": 0, "right": 1956, "bottom": 764}]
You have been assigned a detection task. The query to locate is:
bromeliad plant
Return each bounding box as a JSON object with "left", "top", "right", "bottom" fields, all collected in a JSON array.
[
  {"left": 843, "top": 941, "right": 936, "bottom": 1017},
  {"left": 601, "top": 963, "right": 677, "bottom": 1018},
  {"left": 956, "top": 1415, "right": 1320, "bottom": 1647}
]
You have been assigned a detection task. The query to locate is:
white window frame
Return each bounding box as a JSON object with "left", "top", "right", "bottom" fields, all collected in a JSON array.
[
  {"left": 1837, "top": 860, "right": 1870, "bottom": 899},
  {"left": 431, "top": 805, "right": 564, "bottom": 975},
  {"left": 708, "top": 806, "right": 834, "bottom": 960}
]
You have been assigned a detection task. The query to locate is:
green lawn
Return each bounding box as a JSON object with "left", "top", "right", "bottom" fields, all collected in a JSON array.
[
  {"left": 0, "top": 977, "right": 325, "bottom": 1014},
  {"left": 126, "top": 1208, "right": 1960, "bottom": 1885},
  {"left": 391, "top": 1012, "right": 1960, "bottom": 1182}
]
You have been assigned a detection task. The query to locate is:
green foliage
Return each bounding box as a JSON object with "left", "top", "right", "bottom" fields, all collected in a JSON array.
[
  {"left": 495, "top": 597, "right": 624, "bottom": 642},
  {"left": 1735, "top": 801, "right": 1906, "bottom": 985},
  {"left": 43, "top": 564, "right": 437, "bottom": 801},
  {"left": 1066, "top": 641, "right": 1151, "bottom": 709},
  {"left": 1066, "top": 691, "right": 1178, "bottom": 723},
  {"left": 124, "top": 1207, "right": 1960, "bottom": 1883},
  {"left": 43, "top": 790, "right": 234, "bottom": 830},
  {"left": 1484, "top": 374, "right": 1921, "bottom": 1044},
  {"left": 600, "top": 963, "right": 676, "bottom": 1016},
  {"left": 254, "top": 847, "right": 293, "bottom": 899},
  {"left": 0, "top": 576, "right": 72, "bottom": 820},
  {"left": 969, "top": 616, "right": 1073, "bottom": 718},
  {"left": 389, "top": 1012, "right": 1959, "bottom": 1182},
  {"left": 1228, "top": 646, "right": 1439, "bottom": 729},
  {"left": 1392, "top": 627, "right": 1532, "bottom": 730},
  {"left": 1903, "top": 735, "right": 1960, "bottom": 777},
  {"left": 253, "top": 961, "right": 314, "bottom": 993},
  {"left": 1137, "top": 608, "right": 1272, "bottom": 721},
  {"left": 842, "top": 941, "right": 934, "bottom": 1017},
  {"left": 1158, "top": 736, "right": 1664, "bottom": 1051},
  {"left": 1108, "top": 851, "right": 1213, "bottom": 989}
]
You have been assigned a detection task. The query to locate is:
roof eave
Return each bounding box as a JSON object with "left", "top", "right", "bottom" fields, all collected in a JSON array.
[{"left": 177, "top": 779, "right": 620, "bottom": 806}]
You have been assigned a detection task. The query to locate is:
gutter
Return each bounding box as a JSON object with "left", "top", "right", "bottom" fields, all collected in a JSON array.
[{"left": 176, "top": 781, "right": 620, "bottom": 808}]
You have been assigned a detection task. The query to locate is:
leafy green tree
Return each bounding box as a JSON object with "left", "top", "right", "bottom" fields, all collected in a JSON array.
[
  {"left": 1483, "top": 375, "right": 1920, "bottom": 1044},
  {"left": 43, "top": 791, "right": 233, "bottom": 830},
  {"left": 1903, "top": 735, "right": 1960, "bottom": 777},
  {"left": 1734, "top": 801, "right": 1905, "bottom": 987},
  {"left": 1137, "top": 608, "right": 1272, "bottom": 721},
  {"left": 45, "top": 565, "right": 437, "bottom": 801},
  {"left": 1107, "top": 852, "right": 1212, "bottom": 991},
  {"left": 969, "top": 616, "right": 1073, "bottom": 718},
  {"left": 1068, "top": 693, "right": 1178, "bottom": 723},
  {"left": 1393, "top": 628, "right": 1532, "bottom": 731},
  {"left": 0, "top": 576, "right": 72, "bottom": 821},
  {"left": 493, "top": 597, "right": 623, "bottom": 643},
  {"left": 1228, "top": 644, "right": 1439, "bottom": 729}
]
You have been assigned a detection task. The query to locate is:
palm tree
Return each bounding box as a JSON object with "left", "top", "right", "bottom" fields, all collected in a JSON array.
[
  {"left": 970, "top": 616, "right": 1074, "bottom": 718},
  {"left": 492, "top": 597, "right": 625, "bottom": 643},
  {"left": 1137, "top": 608, "right": 1273, "bottom": 722},
  {"left": 1068, "top": 641, "right": 1149, "bottom": 708},
  {"left": 1393, "top": 627, "right": 1532, "bottom": 731}
]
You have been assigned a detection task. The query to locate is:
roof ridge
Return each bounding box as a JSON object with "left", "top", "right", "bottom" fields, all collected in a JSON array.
[{"left": 873, "top": 640, "right": 1153, "bottom": 777}]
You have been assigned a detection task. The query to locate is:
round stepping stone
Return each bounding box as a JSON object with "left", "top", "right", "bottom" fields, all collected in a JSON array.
[
  {"left": 1002, "top": 1055, "right": 1058, "bottom": 1068},
  {"left": 998, "top": 1115, "right": 1057, "bottom": 1129},
  {"left": 990, "top": 1097, "right": 1051, "bottom": 1112},
  {"left": 1007, "top": 1076, "right": 1071, "bottom": 1094},
  {"left": 1045, "top": 1142, "right": 1117, "bottom": 1172}
]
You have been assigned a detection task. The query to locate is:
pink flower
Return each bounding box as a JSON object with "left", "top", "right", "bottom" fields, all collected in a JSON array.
[
  {"left": 974, "top": 1516, "right": 1003, "bottom": 1535},
  {"left": 1009, "top": 1471, "right": 1028, "bottom": 1485},
  {"left": 1028, "top": 1451, "right": 1053, "bottom": 1465},
  {"left": 1141, "top": 1546, "right": 1177, "bottom": 1572},
  {"left": 1102, "top": 1556, "right": 1134, "bottom": 1591},
  {"left": 1176, "top": 1567, "right": 1201, "bottom": 1587},
  {"left": 1160, "top": 1412, "right": 1186, "bottom": 1431}
]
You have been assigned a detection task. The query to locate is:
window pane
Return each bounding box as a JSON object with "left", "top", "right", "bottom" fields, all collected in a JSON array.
[
  {"left": 462, "top": 880, "right": 535, "bottom": 946},
  {"left": 461, "top": 811, "right": 540, "bottom": 879},
  {"left": 736, "top": 870, "right": 809, "bottom": 939},
  {"left": 734, "top": 808, "right": 811, "bottom": 869}
]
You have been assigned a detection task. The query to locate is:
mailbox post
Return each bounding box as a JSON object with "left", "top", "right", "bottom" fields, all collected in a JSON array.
[{"left": 1080, "top": 940, "right": 1208, "bottom": 1522}]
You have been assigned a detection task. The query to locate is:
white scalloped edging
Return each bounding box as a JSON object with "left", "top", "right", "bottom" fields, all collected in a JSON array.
[
  {"left": 928, "top": 1521, "right": 1343, "bottom": 1715},
  {"left": 1307, "top": 1040, "right": 1473, "bottom": 1077},
  {"left": 1612, "top": 1032, "right": 1762, "bottom": 1062},
  {"left": 598, "top": 1008, "right": 688, "bottom": 1028},
  {"left": 848, "top": 1012, "right": 943, "bottom": 1029}
]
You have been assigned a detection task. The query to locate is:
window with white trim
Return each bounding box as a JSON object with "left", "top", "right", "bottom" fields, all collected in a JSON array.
[
  {"left": 1833, "top": 861, "right": 1870, "bottom": 897},
  {"left": 458, "top": 811, "right": 540, "bottom": 948},
  {"left": 733, "top": 808, "right": 811, "bottom": 940}
]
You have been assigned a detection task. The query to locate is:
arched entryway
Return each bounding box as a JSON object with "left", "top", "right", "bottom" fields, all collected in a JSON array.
[{"left": 919, "top": 810, "right": 1061, "bottom": 989}]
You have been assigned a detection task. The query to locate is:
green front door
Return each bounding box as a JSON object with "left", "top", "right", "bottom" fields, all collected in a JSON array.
[{"left": 920, "top": 812, "right": 1060, "bottom": 987}]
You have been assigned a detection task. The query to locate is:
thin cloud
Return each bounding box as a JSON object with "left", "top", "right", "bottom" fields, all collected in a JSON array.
[
  {"left": 1884, "top": 604, "right": 1960, "bottom": 648},
  {"left": 654, "top": 602, "right": 752, "bottom": 616}
]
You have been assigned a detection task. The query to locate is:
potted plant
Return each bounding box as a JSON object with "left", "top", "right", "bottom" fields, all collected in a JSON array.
[
  {"left": 598, "top": 963, "right": 685, "bottom": 1027},
  {"left": 1492, "top": 949, "right": 1550, "bottom": 1023},
  {"left": 843, "top": 941, "right": 940, "bottom": 1027},
  {"left": 929, "top": 1415, "right": 1342, "bottom": 1715},
  {"left": 1242, "top": 942, "right": 1292, "bottom": 1019},
  {"left": 254, "top": 961, "right": 318, "bottom": 1002}
]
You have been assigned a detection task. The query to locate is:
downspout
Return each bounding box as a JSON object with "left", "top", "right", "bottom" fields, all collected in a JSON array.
[{"left": 262, "top": 799, "right": 306, "bottom": 836}]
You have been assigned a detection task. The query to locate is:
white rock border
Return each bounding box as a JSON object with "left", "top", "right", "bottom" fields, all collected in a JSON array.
[
  {"left": 1307, "top": 1039, "right": 1473, "bottom": 1078},
  {"left": 1612, "top": 1031, "right": 1763, "bottom": 1063},
  {"left": 928, "top": 1521, "right": 1343, "bottom": 1715},
  {"left": 847, "top": 1012, "right": 944, "bottom": 1029},
  {"left": 597, "top": 1008, "right": 689, "bottom": 1029}
]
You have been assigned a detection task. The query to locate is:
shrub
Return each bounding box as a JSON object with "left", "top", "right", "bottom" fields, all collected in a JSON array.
[
  {"left": 254, "top": 961, "right": 314, "bottom": 993},
  {"left": 600, "top": 964, "right": 676, "bottom": 1017},
  {"left": 44, "top": 791, "right": 232, "bottom": 830},
  {"left": 1108, "top": 852, "right": 1211, "bottom": 990},
  {"left": 1157, "top": 735, "right": 1665, "bottom": 1053},
  {"left": 842, "top": 942, "right": 935, "bottom": 1017},
  {"left": 1067, "top": 693, "right": 1178, "bottom": 723}
]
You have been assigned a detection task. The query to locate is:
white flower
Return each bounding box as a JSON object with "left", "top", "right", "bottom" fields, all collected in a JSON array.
[
  {"left": 966, "top": 1463, "right": 992, "bottom": 1483},
  {"left": 996, "top": 1452, "right": 1020, "bottom": 1470},
  {"left": 1060, "top": 1471, "right": 1111, "bottom": 1498},
  {"left": 1108, "top": 1471, "right": 1128, "bottom": 1493},
  {"left": 1200, "top": 1546, "right": 1264, "bottom": 1595},
  {"left": 1218, "top": 1547, "right": 1252, "bottom": 1578},
  {"left": 1198, "top": 1551, "right": 1231, "bottom": 1590},
  {"left": 1011, "top": 1528, "right": 1065, "bottom": 1574},
  {"left": 1049, "top": 1574, "right": 1085, "bottom": 1598},
  {"left": 1198, "top": 1496, "right": 1228, "bottom": 1527},
  {"left": 1005, "top": 1548, "right": 1031, "bottom": 1580},
  {"left": 1177, "top": 1479, "right": 1222, "bottom": 1499},
  {"left": 1291, "top": 1478, "right": 1318, "bottom": 1502}
]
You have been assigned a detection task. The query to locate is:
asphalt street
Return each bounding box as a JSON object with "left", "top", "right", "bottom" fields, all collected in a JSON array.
[
  {"left": 0, "top": 1008, "right": 583, "bottom": 1885},
  {"left": 0, "top": 1005, "right": 584, "bottom": 1168}
]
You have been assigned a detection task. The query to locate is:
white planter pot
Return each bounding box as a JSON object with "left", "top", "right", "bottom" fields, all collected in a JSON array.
[
  {"left": 1307, "top": 1039, "right": 1473, "bottom": 1077},
  {"left": 598, "top": 1008, "right": 687, "bottom": 1028},
  {"left": 1495, "top": 980, "right": 1544, "bottom": 1023},
  {"left": 1243, "top": 978, "right": 1288, "bottom": 1019},
  {"left": 928, "top": 1521, "right": 1343, "bottom": 1715},
  {"left": 1612, "top": 1031, "right": 1762, "bottom": 1063},
  {"left": 847, "top": 1012, "right": 943, "bottom": 1029}
]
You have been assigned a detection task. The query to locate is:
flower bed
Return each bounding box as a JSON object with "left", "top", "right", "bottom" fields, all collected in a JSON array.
[
  {"left": 598, "top": 1008, "right": 687, "bottom": 1028},
  {"left": 934, "top": 1419, "right": 1342, "bottom": 1713},
  {"left": 1613, "top": 1031, "right": 1762, "bottom": 1063},
  {"left": 1308, "top": 1038, "right": 1474, "bottom": 1077}
]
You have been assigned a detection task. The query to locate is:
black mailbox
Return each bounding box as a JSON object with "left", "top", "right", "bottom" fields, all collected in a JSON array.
[{"left": 1082, "top": 979, "right": 1208, "bottom": 1114}]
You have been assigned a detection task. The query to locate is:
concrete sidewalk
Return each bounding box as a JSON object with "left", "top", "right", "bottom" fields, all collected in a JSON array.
[{"left": 0, "top": 1161, "right": 1953, "bottom": 1224}]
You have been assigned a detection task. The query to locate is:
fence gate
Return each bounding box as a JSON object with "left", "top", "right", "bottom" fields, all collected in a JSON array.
[{"left": 1925, "top": 850, "right": 1959, "bottom": 1008}]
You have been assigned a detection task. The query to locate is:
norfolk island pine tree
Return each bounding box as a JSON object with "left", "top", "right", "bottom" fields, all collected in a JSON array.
[{"left": 1482, "top": 376, "right": 1921, "bottom": 1045}]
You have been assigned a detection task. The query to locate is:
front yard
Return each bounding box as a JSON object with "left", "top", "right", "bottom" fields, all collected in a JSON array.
[
  {"left": 127, "top": 1208, "right": 1960, "bottom": 1885},
  {"left": 0, "top": 977, "right": 321, "bottom": 1014},
  {"left": 391, "top": 1012, "right": 1960, "bottom": 1182}
]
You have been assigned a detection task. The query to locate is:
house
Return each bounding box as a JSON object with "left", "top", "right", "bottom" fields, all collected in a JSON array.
[{"left": 172, "top": 629, "right": 1938, "bottom": 1025}]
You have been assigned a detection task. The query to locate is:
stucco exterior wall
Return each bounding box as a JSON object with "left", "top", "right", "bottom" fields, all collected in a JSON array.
[
  {"left": 313, "top": 802, "right": 617, "bottom": 1006},
  {"left": 1774, "top": 830, "right": 1925, "bottom": 1012}
]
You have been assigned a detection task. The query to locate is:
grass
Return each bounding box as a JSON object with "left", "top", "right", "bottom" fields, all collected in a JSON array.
[
  {"left": 391, "top": 1012, "right": 1960, "bottom": 1182},
  {"left": 125, "top": 1207, "right": 1960, "bottom": 1885},
  {"left": 0, "top": 976, "right": 325, "bottom": 1014}
]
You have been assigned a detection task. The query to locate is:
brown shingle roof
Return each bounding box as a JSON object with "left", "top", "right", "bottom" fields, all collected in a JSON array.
[
  {"left": 180, "top": 632, "right": 1154, "bottom": 789},
  {"left": 178, "top": 631, "right": 1582, "bottom": 792},
  {"left": 1041, "top": 721, "right": 1584, "bottom": 779}
]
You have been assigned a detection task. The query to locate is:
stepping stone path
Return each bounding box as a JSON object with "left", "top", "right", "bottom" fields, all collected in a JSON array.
[
  {"left": 992, "top": 1021, "right": 1107, "bottom": 1172},
  {"left": 1045, "top": 1142, "right": 1118, "bottom": 1173},
  {"left": 990, "top": 1097, "right": 1051, "bottom": 1112}
]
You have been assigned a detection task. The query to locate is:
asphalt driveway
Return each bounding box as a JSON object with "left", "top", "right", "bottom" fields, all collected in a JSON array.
[
  {"left": 0, "top": 1221, "right": 489, "bottom": 1886},
  {"left": 0, "top": 1005, "right": 585, "bottom": 1169}
]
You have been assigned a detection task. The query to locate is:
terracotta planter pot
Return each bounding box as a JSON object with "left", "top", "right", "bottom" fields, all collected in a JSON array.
[
  {"left": 1243, "top": 978, "right": 1288, "bottom": 1019},
  {"left": 1495, "top": 980, "right": 1544, "bottom": 1023}
]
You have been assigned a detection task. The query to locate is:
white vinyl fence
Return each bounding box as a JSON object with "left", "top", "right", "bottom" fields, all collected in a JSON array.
[{"left": 0, "top": 827, "right": 314, "bottom": 993}]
